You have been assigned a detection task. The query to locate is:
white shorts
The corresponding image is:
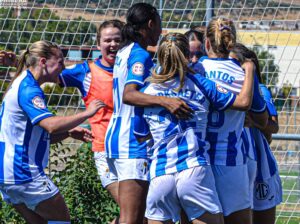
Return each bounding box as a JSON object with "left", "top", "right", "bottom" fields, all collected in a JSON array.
[
  {"left": 0, "top": 174, "right": 59, "bottom": 211},
  {"left": 247, "top": 158, "right": 257, "bottom": 208},
  {"left": 212, "top": 164, "right": 251, "bottom": 216},
  {"left": 94, "top": 151, "right": 117, "bottom": 188},
  {"left": 107, "top": 158, "right": 149, "bottom": 182},
  {"left": 253, "top": 173, "right": 282, "bottom": 211},
  {"left": 146, "top": 166, "right": 222, "bottom": 222}
]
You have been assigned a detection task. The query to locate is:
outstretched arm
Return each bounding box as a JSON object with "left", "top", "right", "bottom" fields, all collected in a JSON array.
[{"left": 50, "top": 126, "right": 94, "bottom": 144}]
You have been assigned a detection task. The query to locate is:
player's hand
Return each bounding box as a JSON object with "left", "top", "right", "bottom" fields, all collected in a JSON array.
[
  {"left": 0, "top": 51, "right": 17, "bottom": 67},
  {"left": 68, "top": 126, "right": 93, "bottom": 142},
  {"left": 244, "top": 112, "right": 254, "bottom": 127},
  {"left": 241, "top": 59, "right": 255, "bottom": 74},
  {"left": 86, "top": 99, "right": 105, "bottom": 117},
  {"left": 160, "top": 97, "right": 194, "bottom": 119}
]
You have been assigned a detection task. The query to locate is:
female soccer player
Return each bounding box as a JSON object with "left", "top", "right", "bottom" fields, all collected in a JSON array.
[
  {"left": 0, "top": 40, "right": 103, "bottom": 223},
  {"left": 133, "top": 32, "right": 255, "bottom": 224},
  {"left": 105, "top": 3, "right": 193, "bottom": 224},
  {"left": 200, "top": 17, "right": 268, "bottom": 224},
  {"left": 59, "top": 20, "right": 123, "bottom": 208},
  {"left": 231, "top": 43, "right": 282, "bottom": 224},
  {"left": 184, "top": 28, "right": 206, "bottom": 74}
]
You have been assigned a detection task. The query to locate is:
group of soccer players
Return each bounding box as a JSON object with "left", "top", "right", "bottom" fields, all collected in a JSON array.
[{"left": 0, "top": 2, "right": 282, "bottom": 224}]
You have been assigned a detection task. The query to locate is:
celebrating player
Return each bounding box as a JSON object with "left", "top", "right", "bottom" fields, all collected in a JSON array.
[
  {"left": 231, "top": 43, "right": 282, "bottom": 224},
  {"left": 105, "top": 3, "right": 193, "bottom": 224},
  {"left": 133, "top": 32, "right": 256, "bottom": 224},
  {"left": 0, "top": 40, "right": 103, "bottom": 223},
  {"left": 200, "top": 17, "right": 268, "bottom": 224},
  {"left": 58, "top": 20, "right": 123, "bottom": 213}
]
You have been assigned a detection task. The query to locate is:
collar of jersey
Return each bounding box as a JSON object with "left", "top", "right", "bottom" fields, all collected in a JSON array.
[{"left": 94, "top": 56, "right": 113, "bottom": 73}]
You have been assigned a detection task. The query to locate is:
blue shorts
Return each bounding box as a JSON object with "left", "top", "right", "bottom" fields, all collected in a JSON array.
[
  {"left": 212, "top": 164, "right": 251, "bottom": 216},
  {"left": 253, "top": 173, "right": 282, "bottom": 211}
]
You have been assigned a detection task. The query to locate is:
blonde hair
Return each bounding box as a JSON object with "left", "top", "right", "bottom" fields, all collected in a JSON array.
[
  {"left": 206, "top": 17, "right": 236, "bottom": 57},
  {"left": 150, "top": 33, "right": 194, "bottom": 91},
  {"left": 3, "top": 41, "right": 60, "bottom": 99}
]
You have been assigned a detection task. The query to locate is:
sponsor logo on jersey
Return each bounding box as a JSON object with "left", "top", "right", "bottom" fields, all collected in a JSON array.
[
  {"left": 216, "top": 84, "right": 228, "bottom": 94},
  {"left": 132, "top": 62, "right": 144, "bottom": 76},
  {"left": 255, "top": 182, "right": 270, "bottom": 200},
  {"left": 32, "top": 96, "right": 46, "bottom": 109}
]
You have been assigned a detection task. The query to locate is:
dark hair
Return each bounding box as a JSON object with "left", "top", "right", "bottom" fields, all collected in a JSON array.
[
  {"left": 184, "top": 29, "right": 204, "bottom": 43},
  {"left": 121, "top": 3, "right": 159, "bottom": 48},
  {"left": 97, "top": 19, "right": 124, "bottom": 46},
  {"left": 231, "top": 43, "right": 262, "bottom": 83}
]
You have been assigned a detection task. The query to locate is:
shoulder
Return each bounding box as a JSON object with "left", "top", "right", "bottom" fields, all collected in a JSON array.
[{"left": 129, "top": 43, "right": 151, "bottom": 60}]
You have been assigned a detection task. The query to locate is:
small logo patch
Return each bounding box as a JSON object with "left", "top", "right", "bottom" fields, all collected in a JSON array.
[
  {"left": 255, "top": 182, "right": 270, "bottom": 200},
  {"left": 32, "top": 96, "right": 46, "bottom": 109},
  {"left": 132, "top": 62, "right": 144, "bottom": 76},
  {"left": 216, "top": 84, "right": 228, "bottom": 93}
]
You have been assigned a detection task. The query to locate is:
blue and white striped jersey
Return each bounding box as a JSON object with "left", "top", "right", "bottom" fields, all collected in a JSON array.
[
  {"left": 105, "top": 42, "right": 153, "bottom": 158},
  {"left": 200, "top": 57, "right": 266, "bottom": 166},
  {"left": 134, "top": 74, "right": 236, "bottom": 179},
  {"left": 253, "top": 83, "right": 278, "bottom": 181},
  {"left": 0, "top": 70, "right": 54, "bottom": 184}
]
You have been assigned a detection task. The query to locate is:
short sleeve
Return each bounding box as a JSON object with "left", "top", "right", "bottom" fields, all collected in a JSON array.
[
  {"left": 259, "top": 83, "right": 277, "bottom": 116},
  {"left": 59, "top": 61, "right": 90, "bottom": 96},
  {"left": 126, "top": 47, "right": 153, "bottom": 88},
  {"left": 189, "top": 74, "right": 236, "bottom": 111},
  {"left": 250, "top": 75, "right": 267, "bottom": 113},
  {"left": 134, "top": 107, "right": 150, "bottom": 139},
  {"left": 19, "top": 86, "right": 54, "bottom": 125}
]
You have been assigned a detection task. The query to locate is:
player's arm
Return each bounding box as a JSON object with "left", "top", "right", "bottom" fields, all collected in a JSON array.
[
  {"left": 50, "top": 126, "right": 93, "bottom": 144},
  {"left": 124, "top": 83, "right": 193, "bottom": 119},
  {"left": 133, "top": 107, "right": 153, "bottom": 143},
  {"left": 230, "top": 60, "right": 255, "bottom": 110},
  {"left": 39, "top": 100, "right": 104, "bottom": 134}
]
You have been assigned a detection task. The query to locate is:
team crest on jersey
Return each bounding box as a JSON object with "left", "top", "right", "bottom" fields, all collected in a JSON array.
[
  {"left": 216, "top": 84, "right": 228, "bottom": 93},
  {"left": 255, "top": 182, "right": 269, "bottom": 200},
  {"left": 132, "top": 62, "right": 144, "bottom": 76},
  {"left": 32, "top": 96, "right": 46, "bottom": 109}
]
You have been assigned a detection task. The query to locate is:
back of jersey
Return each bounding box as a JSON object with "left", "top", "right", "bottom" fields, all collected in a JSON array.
[{"left": 200, "top": 57, "right": 245, "bottom": 166}]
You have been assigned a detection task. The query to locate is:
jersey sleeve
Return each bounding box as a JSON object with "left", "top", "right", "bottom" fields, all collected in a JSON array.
[
  {"left": 250, "top": 75, "right": 267, "bottom": 113},
  {"left": 259, "top": 83, "right": 278, "bottom": 116},
  {"left": 59, "top": 61, "right": 90, "bottom": 96},
  {"left": 190, "top": 74, "right": 236, "bottom": 111},
  {"left": 134, "top": 107, "right": 150, "bottom": 139},
  {"left": 126, "top": 49, "right": 153, "bottom": 88},
  {"left": 19, "top": 86, "right": 54, "bottom": 125}
]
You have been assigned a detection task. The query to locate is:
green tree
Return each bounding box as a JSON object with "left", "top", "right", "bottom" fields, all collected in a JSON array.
[{"left": 251, "top": 45, "right": 280, "bottom": 87}]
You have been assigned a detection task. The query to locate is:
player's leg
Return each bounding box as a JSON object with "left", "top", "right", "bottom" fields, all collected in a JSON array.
[
  {"left": 34, "top": 192, "right": 70, "bottom": 221},
  {"left": 111, "top": 158, "right": 149, "bottom": 224},
  {"left": 177, "top": 166, "right": 224, "bottom": 224},
  {"left": 211, "top": 164, "right": 252, "bottom": 224},
  {"left": 253, "top": 207, "right": 276, "bottom": 224},
  {"left": 119, "top": 179, "right": 149, "bottom": 224},
  {"left": 13, "top": 203, "right": 46, "bottom": 224}
]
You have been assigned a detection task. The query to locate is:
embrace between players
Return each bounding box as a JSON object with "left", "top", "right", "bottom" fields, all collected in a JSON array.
[{"left": 0, "top": 3, "right": 281, "bottom": 224}]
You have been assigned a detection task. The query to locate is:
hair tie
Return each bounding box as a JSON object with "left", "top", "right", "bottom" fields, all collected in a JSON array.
[
  {"left": 219, "top": 24, "right": 231, "bottom": 32},
  {"left": 167, "top": 35, "right": 176, "bottom": 42}
]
